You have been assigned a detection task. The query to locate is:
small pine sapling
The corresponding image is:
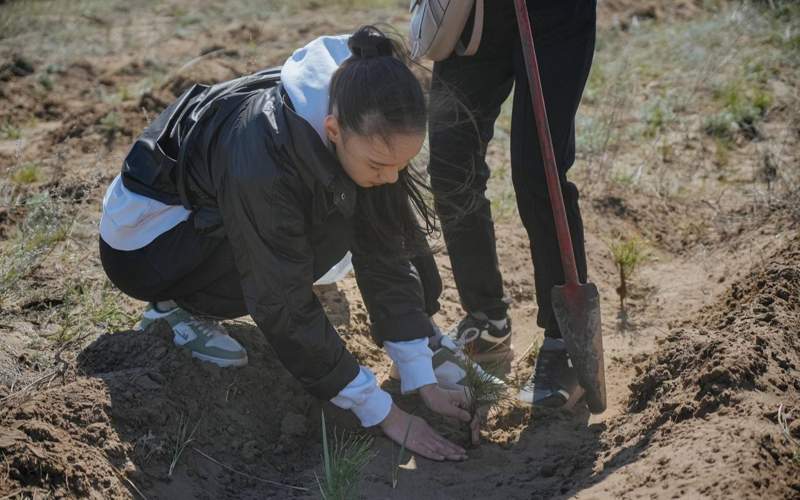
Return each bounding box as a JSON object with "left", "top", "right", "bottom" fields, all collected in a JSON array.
[
  {"left": 460, "top": 352, "right": 508, "bottom": 447},
  {"left": 317, "top": 410, "right": 374, "bottom": 500},
  {"left": 609, "top": 236, "right": 648, "bottom": 309}
]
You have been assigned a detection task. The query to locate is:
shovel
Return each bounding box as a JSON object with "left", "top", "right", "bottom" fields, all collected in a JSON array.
[{"left": 513, "top": 0, "right": 606, "bottom": 414}]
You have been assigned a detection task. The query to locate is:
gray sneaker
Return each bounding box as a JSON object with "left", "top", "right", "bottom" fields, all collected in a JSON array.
[{"left": 138, "top": 303, "right": 248, "bottom": 368}]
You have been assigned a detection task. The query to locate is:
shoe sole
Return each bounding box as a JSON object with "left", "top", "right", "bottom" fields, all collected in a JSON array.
[
  {"left": 469, "top": 345, "right": 515, "bottom": 366},
  {"left": 562, "top": 385, "right": 587, "bottom": 411},
  {"left": 191, "top": 350, "right": 248, "bottom": 368},
  {"left": 172, "top": 333, "right": 248, "bottom": 368},
  {"left": 517, "top": 385, "right": 586, "bottom": 410}
]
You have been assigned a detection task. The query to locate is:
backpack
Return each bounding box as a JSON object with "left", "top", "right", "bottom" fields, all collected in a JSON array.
[
  {"left": 408, "top": 0, "right": 484, "bottom": 61},
  {"left": 121, "top": 67, "right": 282, "bottom": 208}
]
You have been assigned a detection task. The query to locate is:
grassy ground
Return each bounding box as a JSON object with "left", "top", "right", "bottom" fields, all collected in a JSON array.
[{"left": 486, "top": 1, "right": 799, "bottom": 222}]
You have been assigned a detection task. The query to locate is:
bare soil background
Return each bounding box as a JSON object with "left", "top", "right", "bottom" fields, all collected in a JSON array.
[{"left": 1, "top": 0, "right": 799, "bottom": 498}]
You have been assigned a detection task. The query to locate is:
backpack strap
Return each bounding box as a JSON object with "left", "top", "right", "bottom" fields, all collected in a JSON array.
[{"left": 456, "top": 0, "right": 483, "bottom": 57}]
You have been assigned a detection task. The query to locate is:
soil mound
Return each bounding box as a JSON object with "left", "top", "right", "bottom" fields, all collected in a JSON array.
[
  {"left": 0, "top": 322, "right": 323, "bottom": 499},
  {"left": 617, "top": 233, "right": 800, "bottom": 498}
]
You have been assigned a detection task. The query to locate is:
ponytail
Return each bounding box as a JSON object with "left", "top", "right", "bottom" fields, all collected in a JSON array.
[{"left": 330, "top": 25, "right": 435, "bottom": 257}]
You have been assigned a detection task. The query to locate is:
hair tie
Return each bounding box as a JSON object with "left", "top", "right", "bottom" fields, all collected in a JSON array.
[{"left": 349, "top": 28, "right": 393, "bottom": 59}]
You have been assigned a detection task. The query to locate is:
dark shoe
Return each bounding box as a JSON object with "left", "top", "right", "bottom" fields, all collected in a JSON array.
[
  {"left": 447, "top": 313, "right": 513, "bottom": 364},
  {"left": 517, "top": 338, "right": 581, "bottom": 408}
]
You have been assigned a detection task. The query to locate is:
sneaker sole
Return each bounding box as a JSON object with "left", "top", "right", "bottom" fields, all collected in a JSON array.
[
  {"left": 562, "top": 385, "right": 586, "bottom": 411},
  {"left": 519, "top": 385, "right": 586, "bottom": 411},
  {"left": 191, "top": 350, "right": 248, "bottom": 368},
  {"left": 468, "top": 345, "right": 515, "bottom": 365}
]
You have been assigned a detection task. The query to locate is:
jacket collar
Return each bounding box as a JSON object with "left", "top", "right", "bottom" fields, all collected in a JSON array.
[{"left": 271, "top": 85, "right": 356, "bottom": 218}]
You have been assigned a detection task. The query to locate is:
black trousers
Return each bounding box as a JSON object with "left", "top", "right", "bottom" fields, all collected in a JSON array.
[
  {"left": 99, "top": 217, "right": 248, "bottom": 320},
  {"left": 429, "top": 0, "right": 595, "bottom": 337},
  {"left": 100, "top": 216, "right": 443, "bottom": 320}
]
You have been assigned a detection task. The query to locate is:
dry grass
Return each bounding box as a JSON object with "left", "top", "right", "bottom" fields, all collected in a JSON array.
[
  {"left": 0, "top": 0, "right": 406, "bottom": 64},
  {"left": 10, "top": 163, "right": 40, "bottom": 185},
  {"left": 777, "top": 404, "right": 800, "bottom": 467},
  {"left": 0, "top": 192, "right": 72, "bottom": 303},
  {"left": 49, "top": 277, "right": 137, "bottom": 345},
  {"left": 572, "top": 1, "right": 800, "bottom": 202},
  {"left": 168, "top": 412, "right": 201, "bottom": 477},
  {"left": 1, "top": 120, "right": 22, "bottom": 140}
]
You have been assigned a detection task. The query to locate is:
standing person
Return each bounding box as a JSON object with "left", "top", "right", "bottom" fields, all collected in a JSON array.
[
  {"left": 428, "top": 0, "right": 597, "bottom": 408},
  {"left": 99, "top": 26, "right": 474, "bottom": 461}
]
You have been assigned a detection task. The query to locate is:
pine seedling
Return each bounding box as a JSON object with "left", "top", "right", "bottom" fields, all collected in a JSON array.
[
  {"left": 609, "top": 236, "right": 648, "bottom": 309},
  {"left": 317, "top": 410, "right": 374, "bottom": 500},
  {"left": 461, "top": 353, "right": 508, "bottom": 447}
]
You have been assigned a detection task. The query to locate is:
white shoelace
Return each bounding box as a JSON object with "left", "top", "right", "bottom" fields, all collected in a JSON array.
[
  {"left": 186, "top": 319, "right": 226, "bottom": 338},
  {"left": 457, "top": 326, "right": 483, "bottom": 346}
]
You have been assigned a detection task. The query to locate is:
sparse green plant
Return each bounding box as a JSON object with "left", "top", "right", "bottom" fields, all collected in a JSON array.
[
  {"left": 38, "top": 74, "right": 54, "bottom": 91},
  {"left": 659, "top": 142, "right": 674, "bottom": 164},
  {"left": 609, "top": 236, "right": 648, "bottom": 309},
  {"left": 713, "top": 137, "right": 731, "bottom": 168},
  {"left": 611, "top": 169, "right": 637, "bottom": 187},
  {"left": 1, "top": 121, "right": 21, "bottom": 140},
  {"left": 316, "top": 410, "right": 375, "bottom": 500},
  {"left": 703, "top": 112, "right": 735, "bottom": 141},
  {"left": 98, "top": 111, "right": 122, "bottom": 144},
  {"left": 641, "top": 98, "right": 673, "bottom": 139},
  {"left": 0, "top": 193, "right": 71, "bottom": 301},
  {"left": 169, "top": 412, "right": 201, "bottom": 477},
  {"left": 709, "top": 82, "right": 772, "bottom": 140},
  {"left": 50, "top": 278, "right": 136, "bottom": 345},
  {"left": 117, "top": 85, "right": 132, "bottom": 102},
  {"left": 11, "top": 162, "right": 40, "bottom": 184}
]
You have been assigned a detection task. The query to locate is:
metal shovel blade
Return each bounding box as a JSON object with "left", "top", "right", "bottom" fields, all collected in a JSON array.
[{"left": 551, "top": 281, "right": 606, "bottom": 414}]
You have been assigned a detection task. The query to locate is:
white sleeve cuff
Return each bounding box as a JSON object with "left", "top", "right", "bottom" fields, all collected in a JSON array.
[
  {"left": 330, "top": 366, "right": 392, "bottom": 427},
  {"left": 384, "top": 338, "right": 437, "bottom": 394}
]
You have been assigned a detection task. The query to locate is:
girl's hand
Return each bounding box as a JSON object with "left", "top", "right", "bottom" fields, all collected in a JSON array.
[
  {"left": 379, "top": 404, "right": 467, "bottom": 461},
  {"left": 419, "top": 383, "right": 472, "bottom": 422},
  {"left": 420, "top": 384, "right": 483, "bottom": 446}
]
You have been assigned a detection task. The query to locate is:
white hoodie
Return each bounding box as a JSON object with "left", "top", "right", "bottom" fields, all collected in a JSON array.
[{"left": 99, "top": 35, "right": 436, "bottom": 427}]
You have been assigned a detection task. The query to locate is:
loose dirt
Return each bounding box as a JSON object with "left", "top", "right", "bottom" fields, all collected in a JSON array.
[{"left": 1, "top": 1, "right": 798, "bottom": 499}]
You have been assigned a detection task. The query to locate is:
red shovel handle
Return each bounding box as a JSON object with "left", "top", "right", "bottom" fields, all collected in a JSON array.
[{"left": 513, "top": 0, "right": 580, "bottom": 287}]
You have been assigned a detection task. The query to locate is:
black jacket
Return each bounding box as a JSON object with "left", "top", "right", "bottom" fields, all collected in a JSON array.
[{"left": 120, "top": 68, "right": 441, "bottom": 399}]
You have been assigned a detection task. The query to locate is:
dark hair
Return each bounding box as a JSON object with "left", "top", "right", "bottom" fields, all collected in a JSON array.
[{"left": 329, "top": 25, "right": 435, "bottom": 257}]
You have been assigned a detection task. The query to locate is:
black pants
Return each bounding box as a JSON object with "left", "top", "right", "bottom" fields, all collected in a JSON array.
[
  {"left": 100, "top": 217, "right": 443, "bottom": 319},
  {"left": 429, "top": 0, "right": 595, "bottom": 337},
  {"left": 99, "top": 218, "right": 248, "bottom": 320}
]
